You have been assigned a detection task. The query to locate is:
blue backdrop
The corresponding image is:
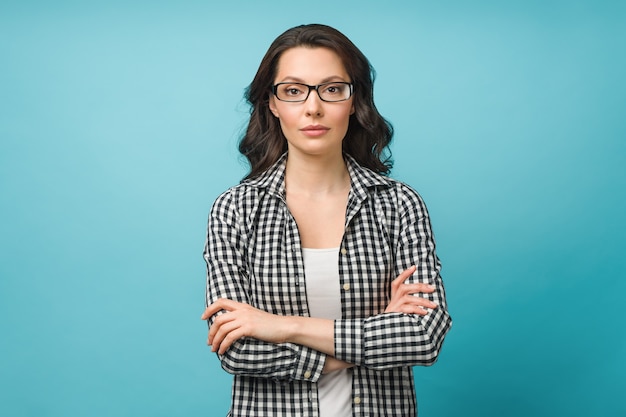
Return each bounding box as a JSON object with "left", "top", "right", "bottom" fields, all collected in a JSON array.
[{"left": 1, "top": 1, "right": 624, "bottom": 416}]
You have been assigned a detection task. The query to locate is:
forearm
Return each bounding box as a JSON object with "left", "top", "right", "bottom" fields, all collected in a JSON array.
[
  {"left": 224, "top": 313, "right": 354, "bottom": 375},
  {"left": 334, "top": 307, "right": 452, "bottom": 370},
  {"left": 284, "top": 311, "right": 452, "bottom": 372},
  {"left": 218, "top": 337, "right": 326, "bottom": 382},
  {"left": 206, "top": 302, "right": 341, "bottom": 380},
  {"left": 281, "top": 316, "right": 354, "bottom": 374},
  {"left": 283, "top": 316, "right": 336, "bottom": 356}
]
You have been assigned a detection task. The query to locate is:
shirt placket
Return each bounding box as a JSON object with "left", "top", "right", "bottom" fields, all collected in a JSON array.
[
  {"left": 341, "top": 192, "right": 371, "bottom": 414},
  {"left": 281, "top": 201, "right": 318, "bottom": 417},
  {"left": 281, "top": 201, "right": 309, "bottom": 317}
]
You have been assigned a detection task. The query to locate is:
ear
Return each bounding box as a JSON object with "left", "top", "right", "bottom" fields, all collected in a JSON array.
[
  {"left": 350, "top": 104, "right": 355, "bottom": 115},
  {"left": 269, "top": 96, "right": 280, "bottom": 118}
]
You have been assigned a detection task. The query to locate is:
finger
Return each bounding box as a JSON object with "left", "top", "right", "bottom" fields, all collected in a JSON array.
[
  {"left": 385, "top": 301, "right": 431, "bottom": 315},
  {"left": 213, "top": 320, "right": 251, "bottom": 355},
  {"left": 200, "top": 306, "right": 213, "bottom": 320},
  {"left": 208, "top": 311, "right": 239, "bottom": 342},
  {"left": 395, "top": 283, "right": 437, "bottom": 297},
  {"left": 391, "top": 266, "right": 417, "bottom": 291},
  {"left": 217, "top": 328, "right": 246, "bottom": 355},
  {"left": 210, "top": 318, "right": 243, "bottom": 353},
  {"left": 201, "top": 301, "right": 225, "bottom": 320},
  {"left": 415, "top": 283, "right": 437, "bottom": 293},
  {"left": 388, "top": 296, "right": 437, "bottom": 311},
  {"left": 395, "top": 266, "right": 417, "bottom": 282},
  {"left": 403, "top": 295, "right": 438, "bottom": 309},
  {"left": 201, "top": 298, "right": 241, "bottom": 320},
  {"left": 402, "top": 305, "right": 430, "bottom": 316}
]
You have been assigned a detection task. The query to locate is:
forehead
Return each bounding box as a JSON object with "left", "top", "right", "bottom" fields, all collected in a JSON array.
[{"left": 274, "top": 46, "right": 349, "bottom": 83}]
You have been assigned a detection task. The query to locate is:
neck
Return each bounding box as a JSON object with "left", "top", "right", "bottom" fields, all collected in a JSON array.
[{"left": 285, "top": 151, "right": 350, "bottom": 195}]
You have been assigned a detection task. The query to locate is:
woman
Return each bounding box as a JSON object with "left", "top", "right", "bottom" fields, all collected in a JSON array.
[{"left": 201, "top": 24, "right": 452, "bottom": 417}]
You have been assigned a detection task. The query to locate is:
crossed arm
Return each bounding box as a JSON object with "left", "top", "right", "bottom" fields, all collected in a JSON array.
[{"left": 201, "top": 265, "right": 439, "bottom": 374}]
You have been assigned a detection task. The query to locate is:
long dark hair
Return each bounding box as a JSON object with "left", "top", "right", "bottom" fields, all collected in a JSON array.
[{"left": 238, "top": 24, "right": 393, "bottom": 180}]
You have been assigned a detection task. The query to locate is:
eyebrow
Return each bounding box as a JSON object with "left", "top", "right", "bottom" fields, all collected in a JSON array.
[{"left": 277, "top": 76, "right": 350, "bottom": 84}]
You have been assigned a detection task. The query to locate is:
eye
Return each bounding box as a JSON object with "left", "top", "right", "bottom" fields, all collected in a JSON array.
[
  {"left": 281, "top": 84, "right": 305, "bottom": 97},
  {"left": 322, "top": 83, "right": 345, "bottom": 95}
]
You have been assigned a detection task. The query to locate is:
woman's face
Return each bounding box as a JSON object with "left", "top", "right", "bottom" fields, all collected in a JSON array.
[{"left": 269, "top": 46, "right": 354, "bottom": 159}]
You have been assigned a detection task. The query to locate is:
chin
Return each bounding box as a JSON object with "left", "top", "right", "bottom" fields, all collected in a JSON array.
[{"left": 291, "top": 145, "right": 340, "bottom": 158}]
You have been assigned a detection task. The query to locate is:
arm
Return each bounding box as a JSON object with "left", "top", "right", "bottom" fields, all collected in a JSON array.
[
  {"left": 204, "top": 190, "right": 326, "bottom": 382},
  {"left": 333, "top": 185, "right": 452, "bottom": 370},
  {"left": 204, "top": 266, "right": 438, "bottom": 370}
]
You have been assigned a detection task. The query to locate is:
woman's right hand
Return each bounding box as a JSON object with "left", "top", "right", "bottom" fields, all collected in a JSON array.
[{"left": 384, "top": 266, "right": 438, "bottom": 315}]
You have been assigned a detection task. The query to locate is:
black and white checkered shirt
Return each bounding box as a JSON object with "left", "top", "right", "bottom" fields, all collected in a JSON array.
[{"left": 204, "top": 153, "right": 452, "bottom": 417}]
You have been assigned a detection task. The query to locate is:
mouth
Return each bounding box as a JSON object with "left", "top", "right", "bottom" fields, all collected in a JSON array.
[{"left": 300, "top": 125, "right": 330, "bottom": 137}]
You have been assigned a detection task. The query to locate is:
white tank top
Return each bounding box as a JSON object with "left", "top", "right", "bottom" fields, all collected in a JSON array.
[{"left": 302, "top": 247, "right": 352, "bottom": 417}]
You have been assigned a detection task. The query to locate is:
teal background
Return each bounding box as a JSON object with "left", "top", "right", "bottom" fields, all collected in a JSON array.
[{"left": 1, "top": 1, "right": 624, "bottom": 416}]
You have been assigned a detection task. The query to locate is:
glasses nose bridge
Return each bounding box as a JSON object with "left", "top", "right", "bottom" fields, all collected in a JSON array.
[{"left": 305, "top": 84, "right": 324, "bottom": 102}]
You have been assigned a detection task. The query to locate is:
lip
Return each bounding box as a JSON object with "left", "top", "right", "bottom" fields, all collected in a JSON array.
[{"left": 300, "top": 124, "right": 330, "bottom": 137}]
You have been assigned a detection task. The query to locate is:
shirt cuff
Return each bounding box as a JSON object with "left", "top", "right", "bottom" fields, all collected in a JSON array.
[
  {"left": 334, "top": 318, "right": 364, "bottom": 365},
  {"left": 289, "top": 344, "right": 326, "bottom": 383}
]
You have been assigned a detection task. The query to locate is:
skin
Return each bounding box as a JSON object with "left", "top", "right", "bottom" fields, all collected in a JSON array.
[
  {"left": 202, "top": 47, "right": 438, "bottom": 373},
  {"left": 269, "top": 46, "right": 354, "bottom": 161}
]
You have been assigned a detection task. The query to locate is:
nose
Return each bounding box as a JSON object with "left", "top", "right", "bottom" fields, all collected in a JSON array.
[{"left": 304, "top": 87, "right": 324, "bottom": 117}]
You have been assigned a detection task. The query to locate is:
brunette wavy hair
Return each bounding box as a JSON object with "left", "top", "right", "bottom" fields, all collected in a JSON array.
[{"left": 238, "top": 24, "right": 394, "bottom": 180}]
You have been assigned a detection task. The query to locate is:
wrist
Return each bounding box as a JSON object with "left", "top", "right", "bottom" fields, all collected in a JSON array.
[
  {"left": 280, "top": 315, "right": 305, "bottom": 344},
  {"left": 323, "top": 357, "right": 355, "bottom": 374}
]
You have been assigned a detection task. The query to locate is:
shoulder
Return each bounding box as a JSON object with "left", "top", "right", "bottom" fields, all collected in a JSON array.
[
  {"left": 347, "top": 155, "right": 428, "bottom": 211},
  {"left": 360, "top": 166, "right": 424, "bottom": 203},
  {"left": 208, "top": 182, "right": 260, "bottom": 220},
  {"left": 371, "top": 175, "right": 430, "bottom": 221},
  {"left": 212, "top": 180, "right": 265, "bottom": 206},
  {"left": 390, "top": 179, "right": 426, "bottom": 205},
  {"left": 210, "top": 156, "right": 286, "bottom": 218}
]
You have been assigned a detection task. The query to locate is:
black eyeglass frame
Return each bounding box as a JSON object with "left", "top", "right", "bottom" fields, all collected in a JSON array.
[{"left": 271, "top": 82, "right": 354, "bottom": 103}]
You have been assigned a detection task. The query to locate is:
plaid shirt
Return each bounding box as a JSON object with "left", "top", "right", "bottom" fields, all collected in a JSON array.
[{"left": 204, "top": 153, "right": 452, "bottom": 417}]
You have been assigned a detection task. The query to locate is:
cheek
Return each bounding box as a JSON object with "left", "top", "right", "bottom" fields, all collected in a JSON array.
[
  {"left": 277, "top": 109, "right": 300, "bottom": 129},
  {"left": 339, "top": 100, "right": 355, "bottom": 119},
  {"left": 275, "top": 109, "right": 301, "bottom": 140},
  {"left": 336, "top": 106, "right": 354, "bottom": 125},
  {"left": 272, "top": 102, "right": 294, "bottom": 120}
]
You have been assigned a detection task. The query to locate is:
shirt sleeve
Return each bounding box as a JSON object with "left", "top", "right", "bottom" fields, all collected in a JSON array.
[
  {"left": 334, "top": 184, "right": 452, "bottom": 370},
  {"left": 204, "top": 188, "right": 326, "bottom": 382}
]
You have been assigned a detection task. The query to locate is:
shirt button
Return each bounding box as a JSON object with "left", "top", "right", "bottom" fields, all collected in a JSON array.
[
  {"left": 340, "top": 248, "right": 347, "bottom": 255},
  {"left": 343, "top": 283, "right": 350, "bottom": 291},
  {"left": 304, "top": 370, "right": 312, "bottom": 379},
  {"left": 354, "top": 396, "right": 361, "bottom": 404}
]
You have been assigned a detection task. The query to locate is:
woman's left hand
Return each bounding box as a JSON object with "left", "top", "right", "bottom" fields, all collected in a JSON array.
[
  {"left": 201, "top": 299, "right": 289, "bottom": 355},
  {"left": 385, "top": 266, "right": 439, "bottom": 315}
]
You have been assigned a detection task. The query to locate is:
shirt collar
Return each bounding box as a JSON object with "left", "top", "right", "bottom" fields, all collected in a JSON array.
[
  {"left": 244, "top": 152, "right": 391, "bottom": 198},
  {"left": 344, "top": 154, "right": 391, "bottom": 201},
  {"left": 243, "top": 153, "right": 289, "bottom": 198}
]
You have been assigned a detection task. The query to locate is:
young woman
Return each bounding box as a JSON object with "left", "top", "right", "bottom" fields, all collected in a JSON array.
[{"left": 201, "top": 24, "right": 452, "bottom": 417}]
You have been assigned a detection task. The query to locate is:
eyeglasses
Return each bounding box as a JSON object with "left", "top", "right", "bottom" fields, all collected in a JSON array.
[{"left": 272, "top": 82, "right": 353, "bottom": 102}]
